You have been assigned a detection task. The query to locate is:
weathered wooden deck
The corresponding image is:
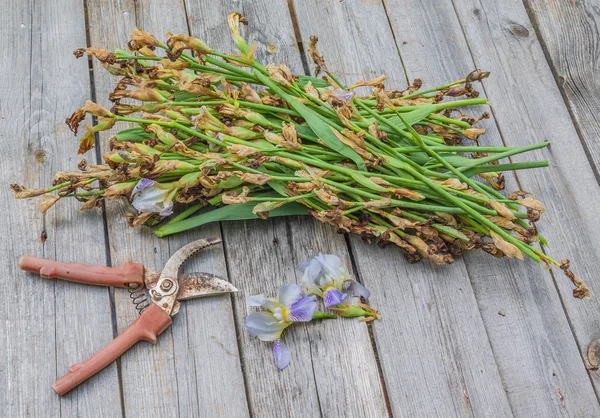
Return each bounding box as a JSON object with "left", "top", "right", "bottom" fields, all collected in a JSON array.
[{"left": 3, "top": 0, "right": 600, "bottom": 416}]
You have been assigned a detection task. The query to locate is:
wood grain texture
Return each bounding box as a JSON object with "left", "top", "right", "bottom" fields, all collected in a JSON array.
[
  {"left": 292, "top": 1, "right": 513, "bottom": 417},
  {"left": 524, "top": 0, "right": 600, "bottom": 175},
  {"left": 383, "top": 0, "right": 600, "bottom": 415},
  {"left": 183, "top": 0, "right": 388, "bottom": 416},
  {"left": 85, "top": 0, "right": 248, "bottom": 416},
  {"left": 1, "top": 0, "right": 122, "bottom": 416},
  {"left": 452, "top": 0, "right": 600, "bottom": 411}
]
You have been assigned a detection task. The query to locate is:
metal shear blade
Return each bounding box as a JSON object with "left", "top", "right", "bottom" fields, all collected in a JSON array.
[{"left": 177, "top": 272, "right": 238, "bottom": 300}]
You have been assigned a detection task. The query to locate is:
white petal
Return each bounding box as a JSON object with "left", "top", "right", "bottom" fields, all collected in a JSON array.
[
  {"left": 246, "top": 294, "right": 266, "bottom": 307},
  {"left": 278, "top": 283, "right": 303, "bottom": 307}
]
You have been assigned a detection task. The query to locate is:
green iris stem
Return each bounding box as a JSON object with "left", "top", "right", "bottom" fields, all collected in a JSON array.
[
  {"left": 312, "top": 312, "right": 338, "bottom": 320},
  {"left": 458, "top": 142, "right": 549, "bottom": 169},
  {"left": 250, "top": 193, "right": 316, "bottom": 203}
]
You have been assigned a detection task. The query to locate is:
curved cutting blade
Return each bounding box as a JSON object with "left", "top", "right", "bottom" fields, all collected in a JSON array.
[
  {"left": 160, "top": 237, "right": 222, "bottom": 281},
  {"left": 177, "top": 272, "right": 237, "bottom": 300}
]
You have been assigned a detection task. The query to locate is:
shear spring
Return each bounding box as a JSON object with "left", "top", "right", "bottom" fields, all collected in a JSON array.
[{"left": 128, "top": 283, "right": 150, "bottom": 314}]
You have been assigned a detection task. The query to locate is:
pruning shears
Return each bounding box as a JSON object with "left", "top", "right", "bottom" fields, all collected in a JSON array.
[{"left": 18, "top": 237, "right": 236, "bottom": 396}]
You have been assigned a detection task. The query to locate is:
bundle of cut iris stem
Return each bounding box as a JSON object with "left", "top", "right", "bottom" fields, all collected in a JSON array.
[{"left": 11, "top": 13, "right": 589, "bottom": 298}]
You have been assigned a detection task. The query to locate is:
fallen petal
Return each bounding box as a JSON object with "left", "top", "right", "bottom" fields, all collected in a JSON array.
[{"left": 273, "top": 339, "right": 291, "bottom": 370}]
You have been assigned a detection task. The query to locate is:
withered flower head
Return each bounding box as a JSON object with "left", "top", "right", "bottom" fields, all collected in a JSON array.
[
  {"left": 222, "top": 186, "right": 251, "bottom": 204},
  {"left": 38, "top": 194, "right": 61, "bottom": 215},
  {"left": 368, "top": 121, "right": 387, "bottom": 141},
  {"left": 239, "top": 82, "right": 262, "bottom": 104},
  {"left": 129, "top": 28, "right": 160, "bottom": 50},
  {"left": 109, "top": 87, "right": 166, "bottom": 103},
  {"left": 10, "top": 184, "right": 47, "bottom": 199},
  {"left": 104, "top": 181, "right": 136, "bottom": 200},
  {"left": 167, "top": 34, "right": 212, "bottom": 58},
  {"left": 265, "top": 64, "right": 296, "bottom": 86},
  {"left": 193, "top": 106, "right": 226, "bottom": 132},
  {"left": 489, "top": 200, "right": 516, "bottom": 220},
  {"left": 560, "top": 259, "right": 590, "bottom": 299},
  {"left": 229, "top": 144, "right": 260, "bottom": 157},
  {"left": 158, "top": 58, "right": 189, "bottom": 71},
  {"left": 281, "top": 122, "right": 301, "bottom": 150},
  {"left": 466, "top": 69, "right": 490, "bottom": 83},
  {"left": 307, "top": 35, "right": 328, "bottom": 75},
  {"left": 252, "top": 201, "right": 286, "bottom": 219},
  {"left": 227, "top": 12, "right": 256, "bottom": 60},
  {"left": 217, "top": 103, "right": 243, "bottom": 118},
  {"left": 490, "top": 231, "right": 524, "bottom": 261},
  {"left": 349, "top": 74, "right": 386, "bottom": 89},
  {"left": 314, "top": 186, "right": 342, "bottom": 206},
  {"left": 463, "top": 128, "right": 486, "bottom": 141},
  {"left": 66, "top": 101, "right": 113, "bottom": 135},
  {"left": 80, "top": 196, "right": 102, "bottom": 211},
  {"left": 309, "top": 208, "right": 353, "bottom": 233},
  {"left": 517, "top": 197, "right": 545, "bottom": 214},
  {"left": 111, "top": 103, "right": 142, "bottom": 116},
  {"left": 73, "top": 47, "right": 117, "bottom": 64},
  {"left": 240, "top": 173, "right": 271, "bottom": 185},
  {"left": 303, "top": 81, "right": 321, "bottom": 100}
]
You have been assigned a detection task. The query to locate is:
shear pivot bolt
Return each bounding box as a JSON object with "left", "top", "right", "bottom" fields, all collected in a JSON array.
[{"left": 160, "top": 279, "right": 173, "bottom": 291}]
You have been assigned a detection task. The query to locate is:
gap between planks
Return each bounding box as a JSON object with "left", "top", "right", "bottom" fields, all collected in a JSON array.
[
  {"left": 81, "top": 0, "right": 127, "bottom": 415},
  {"left": 286, "top": 1, "right": 394, "bottom": 415}
]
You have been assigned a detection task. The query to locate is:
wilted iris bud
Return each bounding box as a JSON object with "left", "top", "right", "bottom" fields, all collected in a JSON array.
[
  {"left": 227, "top": 12, "right": 256, "bottom": 61},
  {"left": 193, "top": 106, "right": 226, "bottom": 132},
  {"left": 167, "top": 34, "right": 213, "bottom": 57},
  {"left": 109, "top": 87, "right": 167, "bottom": 103},
  {"left": 330, "top": 303, "right": 380, "bottom": 321},
  {"left": 103, "top": 181, "right": 137, "bottom": 200}
]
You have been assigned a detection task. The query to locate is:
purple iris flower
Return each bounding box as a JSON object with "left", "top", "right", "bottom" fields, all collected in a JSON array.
[
  {"left": 301, "top": 254, "right": 370, "bottom": 307},
  {"left": 245, "top": 284, "right": 317, "bottom": 370},
  {"left": 332, "top": 89, "right": 355, "bottom": 102},
  {"left": 131, "top": 178, "right": 174, "bottom": 216}
]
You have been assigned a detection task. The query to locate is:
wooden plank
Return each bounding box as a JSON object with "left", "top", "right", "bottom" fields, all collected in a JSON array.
[
  {"left": 1, "top": 1, "right": 61, "bottom": 416},
  {"left": 452, "top": 0, "right": 600, "bottom": 398},
  {"left": 382, "top": 0, "right": 600, "bottom": 416},
  {"left": 2, "top": 0, "right": 122, "bottom": 416},
  {"left": 292, "top": 1, "right": 514, "bottom": 417},
  {"left": 524, "top": 0, "right": 600, "bottom": 175},
  {"left": 183, "top": 1, "right": 388, "bottom": 416},
  {"left": 85, "top": 1, "right": 249, "bottom": 416},
  {"left": 442, "top": 0, "right": 600, "bottom": 413}
]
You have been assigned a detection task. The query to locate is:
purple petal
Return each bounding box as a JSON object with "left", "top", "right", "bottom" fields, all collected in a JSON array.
[
  {"left": 132, "top": 178, "right": 155, "bottom": 196},
  {"left": 288, "top": 295, "right": 317, "bottom": 322},
  {"left": 278, "top": 283, "right": 302, "bottom": 307},
  {"left": 343, "top": 279, "right": 371, "bottom": 299},
  {"left": 273, "top": 339, "right": 291, "bottom": 370},
  {"left": 246, "top": 294, "right": 266, "bottom": 307},
  {"left": 333, "top": 89, "right": 355, "bottom": 102},
  {"left": 323, "top": 288, "right": 347, "bottom": 307},
  {"left": 245, "top": 312, "right": 287, "bottom": 341}
]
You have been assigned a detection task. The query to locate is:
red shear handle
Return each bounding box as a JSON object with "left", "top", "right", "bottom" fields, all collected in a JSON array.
[
  {"left": 18, "top": 256, "right": 144, "bottom": 288},
  {"left": 52, "top": 304, "right": 172, "bottom": 396}
]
